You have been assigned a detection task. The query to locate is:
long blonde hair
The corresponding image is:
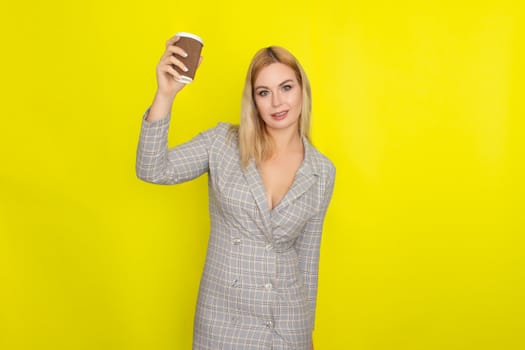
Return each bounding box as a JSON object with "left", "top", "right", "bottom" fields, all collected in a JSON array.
[{"left": 230, "top": 46, "right": 312, "bottom": 168}]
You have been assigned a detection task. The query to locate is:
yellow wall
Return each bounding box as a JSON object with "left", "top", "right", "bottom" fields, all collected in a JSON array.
[{"left": 1, "top": 1, "right": 523, "bottom": 349}]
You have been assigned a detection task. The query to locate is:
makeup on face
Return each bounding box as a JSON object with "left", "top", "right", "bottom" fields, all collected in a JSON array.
[{"left": 253, "top": 63, "right": 302, "bottom": 129}]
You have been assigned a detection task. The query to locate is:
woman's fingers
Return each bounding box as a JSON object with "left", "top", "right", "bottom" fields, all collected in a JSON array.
[
  {"left": 167, "top": 55, "right": 188, "bottom": 73},
  {"left": 165, "top": 35, "right": 180, "bottom": 48},
  {"left": 159, "top": 53, "right": 188, "bottom": 74},
  {"left": 164, "top": 44, "right": 188, "bottom": 59},
  {"left": 160, "top": 44, "right": 189, "bottom": 74},
  {"left": 155, "top": 36, "right": 188, "bottom": 98},
  {"left": 159, "top": 63, "right": 182, "bottom": 81}
]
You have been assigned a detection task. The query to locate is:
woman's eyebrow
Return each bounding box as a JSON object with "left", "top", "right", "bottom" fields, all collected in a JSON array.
[
  {"left": 279, "top": 79, "right": 294, "bottom": 86},
  {"left": 254, "top": 79, "right": 294, "bottom": 91}
]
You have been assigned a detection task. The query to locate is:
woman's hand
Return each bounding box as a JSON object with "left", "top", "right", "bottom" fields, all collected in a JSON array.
[
  {"left": 155, "top": 35, "right": 195, "bottom": 99},
  {"left": 146, "top": 35, "right": 203, "bottom": 122}
]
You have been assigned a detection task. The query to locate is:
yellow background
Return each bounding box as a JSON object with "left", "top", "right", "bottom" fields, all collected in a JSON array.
[{"left": 1, "top": 0, "right": 524, "bottom": 349}]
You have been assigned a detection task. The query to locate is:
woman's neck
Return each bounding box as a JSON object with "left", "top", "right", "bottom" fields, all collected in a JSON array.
[{"left": 266, "top": 126, "right": 303, "bottom": 156}]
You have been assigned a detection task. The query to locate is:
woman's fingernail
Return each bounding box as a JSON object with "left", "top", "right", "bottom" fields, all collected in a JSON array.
[
  {"left": 183, "top": 52, "right": 188, "bottom": 57},
  {"left": 184, "top": 66, "right": 189, "bottom": 72}
]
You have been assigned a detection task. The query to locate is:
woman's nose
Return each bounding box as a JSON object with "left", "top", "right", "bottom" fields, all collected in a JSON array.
[{"left": 271, "top": 91, "right": 282, "bottom": 107}]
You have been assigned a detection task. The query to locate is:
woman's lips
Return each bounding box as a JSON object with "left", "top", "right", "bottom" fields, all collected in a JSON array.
[{"left": 271, "top": 110, "right": 288, "bottom": 121}]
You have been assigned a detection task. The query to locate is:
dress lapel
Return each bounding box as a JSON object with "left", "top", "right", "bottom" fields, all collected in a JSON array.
[
  {"left": 242, "top": 159, "right": 273, "bottom": 240},
  {"left": 273, "top": 138, "right": 318, "bottom": 212}
]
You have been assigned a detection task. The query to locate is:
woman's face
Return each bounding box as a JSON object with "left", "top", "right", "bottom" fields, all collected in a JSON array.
[{"left": 253, "top": 63, "right": 302, "bottom": 133}]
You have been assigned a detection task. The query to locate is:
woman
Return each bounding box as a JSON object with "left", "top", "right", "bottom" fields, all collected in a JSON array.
[{"left": 136, "top": 35, "right": 335, "bottom": 350}]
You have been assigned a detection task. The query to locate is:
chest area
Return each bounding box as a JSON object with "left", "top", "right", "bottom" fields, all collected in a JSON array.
[
  {"left": 210, "top": 153, "right": 320, "bottom": 238},
  {"left": 258, "top": 153, "right": 303, "bottom": 211}
]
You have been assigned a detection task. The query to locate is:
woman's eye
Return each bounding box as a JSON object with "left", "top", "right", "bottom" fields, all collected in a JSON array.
[
  {"left": 283, "top": 85, "right": 292, "bottom": 91},
  {"left": 258, "top": 90, "right": 269, "bottom": 97}
]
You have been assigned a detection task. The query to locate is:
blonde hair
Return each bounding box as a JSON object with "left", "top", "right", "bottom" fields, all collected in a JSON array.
[{"left": 230, "top": 46, "right": 312, "bottom": 168}]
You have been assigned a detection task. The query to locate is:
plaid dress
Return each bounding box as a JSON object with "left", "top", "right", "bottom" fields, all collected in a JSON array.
[{"left": 136, "top": 112, "right": 335, "bottom": 349}]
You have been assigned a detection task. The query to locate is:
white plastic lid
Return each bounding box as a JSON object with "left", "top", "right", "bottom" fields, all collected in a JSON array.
[{"left": 175, "top": 32, "right": 204, "bottom": 45}]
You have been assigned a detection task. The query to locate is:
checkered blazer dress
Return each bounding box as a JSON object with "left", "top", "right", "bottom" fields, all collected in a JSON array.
[{"left": 136, "top": 111, "right": 335, "bottom": 350}]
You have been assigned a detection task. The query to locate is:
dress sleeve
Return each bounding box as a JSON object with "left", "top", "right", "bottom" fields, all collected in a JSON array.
[
  {"left": 135, "top": 108, "right": 219, "bottom": 185},
  {"left": 294, "top": 163, "right": 336, "bottom": 331}
]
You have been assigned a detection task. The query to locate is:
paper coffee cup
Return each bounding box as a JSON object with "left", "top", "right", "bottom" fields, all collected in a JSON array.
[{"left": 173, "top": 32, "right": 204, "bottom": 84}]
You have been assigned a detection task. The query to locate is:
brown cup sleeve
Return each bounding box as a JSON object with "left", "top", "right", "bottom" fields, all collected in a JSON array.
[{"left": 172, "top": 37, "right": 203, "bottom": 81}]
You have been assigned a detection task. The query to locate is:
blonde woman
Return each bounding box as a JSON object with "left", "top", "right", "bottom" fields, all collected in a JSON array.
[{"left": 136, "top": 35, "right": 335, "bottom": 350}]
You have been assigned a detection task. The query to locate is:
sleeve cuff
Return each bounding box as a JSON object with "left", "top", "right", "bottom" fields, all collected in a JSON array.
[{"left": 138, "top": 108, "right": 172, "bottom": 155}]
